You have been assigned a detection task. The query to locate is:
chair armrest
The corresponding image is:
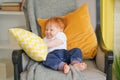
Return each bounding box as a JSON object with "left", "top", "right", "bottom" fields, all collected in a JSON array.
[
  {"left": 96, "top": 46, "right": 105, "bottom": 72},
  {"left": 99, "top": 48, "right": 114, "bottom": 80},
  {"left": 96, "top": 23, "right": 114, "bottom": 80},
  {"left": 105, "top": 51, "right": 113, "bottom": 66},
  {"left": 12, "top": 49, "right": 24, "bottom": 80},
  {"left": 105, "top": 51, "right": 114, "bottom": 80},
  {"left": 96, "top": 46, "right": 114, "bottom": 80}
]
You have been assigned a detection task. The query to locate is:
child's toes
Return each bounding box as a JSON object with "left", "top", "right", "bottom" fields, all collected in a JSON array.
[{"left": 63, "top": 64, "right": 70, "bottom": 74}]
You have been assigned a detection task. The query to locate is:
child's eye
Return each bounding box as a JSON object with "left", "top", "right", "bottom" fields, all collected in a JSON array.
[
  {"left": 50, "top": 29, "right": 53, "bottom": 31},
  {"left": 45, "top": 29, "right": 49, "bottom": 31}
]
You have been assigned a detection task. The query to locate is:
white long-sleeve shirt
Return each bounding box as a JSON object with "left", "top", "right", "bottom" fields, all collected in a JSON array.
[{"left": 43, "top": 32, "right": 67, "bottom": 53}]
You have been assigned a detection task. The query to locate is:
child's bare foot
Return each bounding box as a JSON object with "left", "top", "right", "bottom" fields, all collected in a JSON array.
[
  {"left": 63, "top": 64, "right": 70, "bottom": 74},
  {"left": 72, "top": 62, "right": 87, "bottom": 71}
]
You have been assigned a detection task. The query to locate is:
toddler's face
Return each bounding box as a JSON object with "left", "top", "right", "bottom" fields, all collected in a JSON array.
[{"left": 45, "top": 24, "right": 62, "bottom": 39}]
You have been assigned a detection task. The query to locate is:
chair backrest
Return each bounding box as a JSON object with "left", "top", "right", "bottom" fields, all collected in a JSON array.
[{"left": 23, "top": 0, "right": 100, "bottom": 36}]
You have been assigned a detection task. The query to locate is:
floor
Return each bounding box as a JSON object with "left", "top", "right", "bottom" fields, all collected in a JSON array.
[
  {"left": 0, "top": 49, "right": 14, "bottom": 80},
  {"left": 0, "top": 59, "right": 14, "bottom": 80}
]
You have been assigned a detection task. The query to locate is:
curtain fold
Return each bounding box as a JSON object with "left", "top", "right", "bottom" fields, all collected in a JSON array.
[{"left": 100, "top": 0, "right": 114, "bottom": 50}]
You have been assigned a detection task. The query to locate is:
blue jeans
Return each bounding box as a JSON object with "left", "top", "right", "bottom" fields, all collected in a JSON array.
[{"left": 43, "top": 48, "right": 82, "bottom": 70}]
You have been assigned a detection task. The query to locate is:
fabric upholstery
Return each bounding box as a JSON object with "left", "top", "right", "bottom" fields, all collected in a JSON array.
[
  {"left": 20, "top": 0, "right": 107, "bottom": 80},
  {"left": 37, "top": 4, "right": 98, "bottom": 59},
  {"left": 75, "top": 0, "right": 96, "bottom": 30},
  {"left": 20, "top": 60, "right": 106, "bottom": 80},
  {"left": 23, "top": 0, "right": 76, "bottom": 36},
  {"left": 83, "top": 60, "right": 106, "bottom": 80},
  {"left": 96, "top": 46, "right": 105, "bottom": 72}
]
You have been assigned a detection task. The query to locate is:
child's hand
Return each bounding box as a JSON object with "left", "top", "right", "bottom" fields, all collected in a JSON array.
[{"left": 46, "top": 39, "right": 63, "bottom": 48}]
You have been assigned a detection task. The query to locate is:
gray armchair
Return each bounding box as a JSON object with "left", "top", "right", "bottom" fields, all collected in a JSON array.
[{"left": 12, "top": 0, "right": 113, "bottom": 80}]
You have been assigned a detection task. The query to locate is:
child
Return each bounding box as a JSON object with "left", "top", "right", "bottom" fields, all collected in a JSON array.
[{"left": 43, "top": 17, "right": 87, "bottom": 74}]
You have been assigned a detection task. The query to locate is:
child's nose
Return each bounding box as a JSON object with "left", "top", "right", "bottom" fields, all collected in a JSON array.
[{"left": 47, "top": 31, "right": 51, "bottom": 34}]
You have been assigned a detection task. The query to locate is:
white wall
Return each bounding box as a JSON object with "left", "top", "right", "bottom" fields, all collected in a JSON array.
[
  {"left": 114, "top": 0, "right": 120, "bottom": 54},
  {"left": 0, "top": 0, "right": 21, "bottom": 5},
  {"left": 0, "top": 0, "right": 21, "bottom": 3},
  {"left": 0, "top": 14, "right": 26, "bottom": 41},
  {"left": 0, "top": 11, "right": 26, "bottom": 58}
]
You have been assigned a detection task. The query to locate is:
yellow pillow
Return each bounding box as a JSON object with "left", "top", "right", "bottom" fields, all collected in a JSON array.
[
  {"left": 37, "top": 4, "right": 98, "bottom": 59},
  {"left": 9, "top": 28, "right": 48, "bottom": 61}
]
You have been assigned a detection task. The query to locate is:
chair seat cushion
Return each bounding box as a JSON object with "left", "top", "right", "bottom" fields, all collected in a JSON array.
[
  {"left": 37, "top": 4, "right": 98, "bottom": 59},
  {"left": 9, "top": 28, "right": 48, "bottom": 61},
  {"left": 20, "top": 60, "right": 106, "bottom": 80},
  {"left": 83, "top": 60, "right": 106, "bottom": 80}
]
